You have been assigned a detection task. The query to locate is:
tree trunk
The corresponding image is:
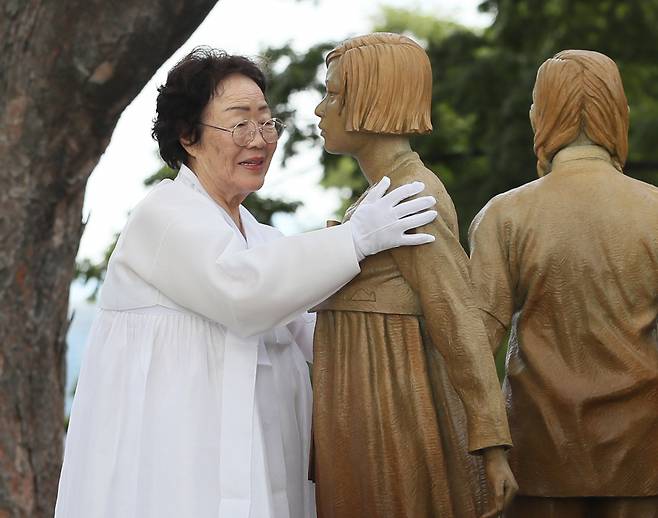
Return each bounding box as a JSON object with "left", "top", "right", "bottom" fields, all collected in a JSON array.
[{"left": 0, "top": 1, "right": 217, "bottom": 515}]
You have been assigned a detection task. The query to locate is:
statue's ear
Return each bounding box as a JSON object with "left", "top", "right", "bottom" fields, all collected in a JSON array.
[{"left": 529, "top": 104, "right": 536, "bottom": 133}]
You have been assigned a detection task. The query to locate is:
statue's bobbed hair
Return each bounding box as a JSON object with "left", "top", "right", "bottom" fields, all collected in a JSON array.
[
  {"left": 326, "top": 33, "right": 432, "bottom": 135},
  {"left": 532, "top": 49, "right": 629, "bottom": 176}
]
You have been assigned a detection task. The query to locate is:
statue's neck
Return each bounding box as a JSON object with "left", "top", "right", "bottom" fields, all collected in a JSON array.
[{"left": 354, "top": 136, "right": 413, "bottom": 184}]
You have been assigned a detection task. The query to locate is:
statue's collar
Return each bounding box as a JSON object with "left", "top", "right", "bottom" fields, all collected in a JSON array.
[{"left": 551, "top": 145, "right": 614, "bottom": 168}]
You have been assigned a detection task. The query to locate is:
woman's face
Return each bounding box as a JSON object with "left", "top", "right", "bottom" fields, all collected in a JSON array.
[
  {"left": 185, "top": 73, "right": 276, "bottom": 204},
  {"left": 315, "top": 59, "right": 368, "bottom": 156}
]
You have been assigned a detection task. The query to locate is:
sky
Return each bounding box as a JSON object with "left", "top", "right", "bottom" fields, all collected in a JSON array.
[{"left": 66, "top": 0, "right": 493, "bottom": 411}]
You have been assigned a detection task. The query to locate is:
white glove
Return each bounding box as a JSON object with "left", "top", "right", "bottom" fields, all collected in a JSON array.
[{"left": 349, "top": 176, "right": 437, "bottom": 262}]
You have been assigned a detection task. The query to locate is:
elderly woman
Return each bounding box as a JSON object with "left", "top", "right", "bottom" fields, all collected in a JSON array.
[
  {"left": 54, "top": 47, "right": 438, "bottom": 518},
  {"left": 311, "top": 34, "right": 515, "bottom": 518}
]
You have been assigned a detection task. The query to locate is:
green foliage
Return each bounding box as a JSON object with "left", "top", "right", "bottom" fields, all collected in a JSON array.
[
  {"left": 373, "top": 6, "right": 464, "bottom": 44},
  {"left": 495, "top": 342, "right": 508, "bottom": 382},
  {"left": 243, "top": 195, "right": 301, "bottom": 225},
  {"left": 143, "top": 164, "right": 176, "bottom": 185},
  {"left": 455, "top": 0, "right": 658, "bottom": 225},
  {"left": 75, "top": 233, "right": 119, "bottom": 301},
  {"left": 261, "top": 40, "right": 367, "bottom": 211},
  {"left": 262, "top": 42, "right": 337, "bottom": 164}
]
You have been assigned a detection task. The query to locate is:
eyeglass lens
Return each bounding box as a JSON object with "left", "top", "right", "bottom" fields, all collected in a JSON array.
[{"left": 233, "top": 120, "right": 283, "bottom": 146}]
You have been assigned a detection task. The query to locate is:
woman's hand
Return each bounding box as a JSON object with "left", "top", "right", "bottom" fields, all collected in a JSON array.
[
  {"left": 349, "top": 176, "right": 437, "bottom": 261},
  {"left": 480, "top": 446, "right": 518, "bottom": 518}
]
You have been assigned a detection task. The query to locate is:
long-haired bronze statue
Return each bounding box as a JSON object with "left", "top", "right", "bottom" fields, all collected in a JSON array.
[{"left": 469, "top": 49, "right": 658, "bottom": 517}]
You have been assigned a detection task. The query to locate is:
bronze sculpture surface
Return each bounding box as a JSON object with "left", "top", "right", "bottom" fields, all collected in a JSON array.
[
  {"left": 312, "top": 33, "right": 516, "bottom": 518},
  {"left": 469, "top": 50, "right": 658, "bottom": 518}
]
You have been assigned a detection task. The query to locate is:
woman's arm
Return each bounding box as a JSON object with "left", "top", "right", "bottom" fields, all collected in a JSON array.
[
  {"left": 124, "top": 200, "right": 360, "bottom": 337},
  {"left": 287, "top": 312, "right": 317, "bottom": 363},
  {"left": 108, "top": 178, "right": 435, "bottom": 338}
]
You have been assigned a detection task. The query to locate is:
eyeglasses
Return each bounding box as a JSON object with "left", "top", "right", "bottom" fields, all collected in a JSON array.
[{"left": 198, "top": 118, "right": 286, "bottom": 147}]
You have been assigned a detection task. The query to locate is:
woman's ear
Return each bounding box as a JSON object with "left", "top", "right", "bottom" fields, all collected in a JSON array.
[{"left": 179, "top": 131, "right": 198, "bottom": 159}]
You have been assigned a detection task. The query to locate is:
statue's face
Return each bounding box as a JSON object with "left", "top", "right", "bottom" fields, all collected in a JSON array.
[{"left": 315, "top": 59, "right": 353, "bottom": 155}]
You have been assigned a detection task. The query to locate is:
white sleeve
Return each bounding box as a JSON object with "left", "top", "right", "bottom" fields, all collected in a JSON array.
[
  {"left": 287, "top": 312, "right": 317, "bottom": 363},
  {"left": 115, "top": 196, "right": 360, "bottom": 338}
]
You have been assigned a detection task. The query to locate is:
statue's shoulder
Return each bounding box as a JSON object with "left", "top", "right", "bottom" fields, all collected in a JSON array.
[
  {"left": 470, "top": 181, "right": 539, "bottom": 236},
  {"left": 389, "top": 155, "right": 447, "bottom": 198},
  {"left": 625, "top": 173, "right": 658, "bottom": 200},
  {"left": 489, "top": 178, "right": 545, "bottom": 212}
]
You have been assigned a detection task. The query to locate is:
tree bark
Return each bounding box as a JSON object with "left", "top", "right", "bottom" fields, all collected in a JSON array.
[{"left": 0, "top": 1, "right": 217, "bottom": 515}]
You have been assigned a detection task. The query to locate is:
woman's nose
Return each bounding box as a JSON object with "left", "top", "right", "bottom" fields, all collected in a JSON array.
[{"left": 247, "top": 129, "right": 267, "bottom": 148}]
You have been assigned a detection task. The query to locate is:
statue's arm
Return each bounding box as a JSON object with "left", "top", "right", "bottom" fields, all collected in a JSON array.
[
  {"left": 390, "top": 184, "right": 512, "bottom": 453},
  {"left": 468, "top": 201, "right": 516, "bottom": 355}
]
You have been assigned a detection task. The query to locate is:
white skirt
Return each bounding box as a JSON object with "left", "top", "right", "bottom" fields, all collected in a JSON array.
[{"left": 55, "top": 307, "right": 315, "bottom": 518}]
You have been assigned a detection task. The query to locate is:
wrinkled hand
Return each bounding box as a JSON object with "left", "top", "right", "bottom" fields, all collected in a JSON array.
[
  {"left": 349, "top": 176, "right": 437, "bottom": 261},
  {"left": 480, "top": 446, "right": 518, "bottom": 518}
]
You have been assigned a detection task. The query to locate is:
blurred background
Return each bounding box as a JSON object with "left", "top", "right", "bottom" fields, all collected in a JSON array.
[{"left": 70, "top": 0, "right": 658, "bottom": 413}]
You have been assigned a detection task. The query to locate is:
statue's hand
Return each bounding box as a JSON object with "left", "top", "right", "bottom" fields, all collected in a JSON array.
[{"left": 480, "top": 446, "right": 518, "bottom": 518}]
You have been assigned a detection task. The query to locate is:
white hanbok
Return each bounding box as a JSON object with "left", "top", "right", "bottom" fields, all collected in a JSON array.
[{"left": 55, "top": 166, "right": 360, "bottom": 518}]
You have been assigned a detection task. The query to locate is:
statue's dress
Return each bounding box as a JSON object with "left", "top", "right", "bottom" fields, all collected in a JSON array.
[{"left": 311, "top": 151, "right": 512, "bottom": 518}]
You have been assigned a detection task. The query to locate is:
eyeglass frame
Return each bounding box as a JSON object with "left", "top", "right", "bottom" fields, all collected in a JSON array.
[{"left": 197, "top": 117, "right": 286, "bottom": 147}]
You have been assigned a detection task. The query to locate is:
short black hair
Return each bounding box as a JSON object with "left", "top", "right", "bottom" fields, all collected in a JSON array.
[{"left": 152, "top": 47, "right": 267, "bottom": 169}]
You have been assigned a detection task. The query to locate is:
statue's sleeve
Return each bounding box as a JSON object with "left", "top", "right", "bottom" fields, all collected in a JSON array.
[
  {"left": 468, "top": 199, "right": 516, "bottom": 353},
  {"left": 390, "top": 177, "right": 512, "bottom": 453}
]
